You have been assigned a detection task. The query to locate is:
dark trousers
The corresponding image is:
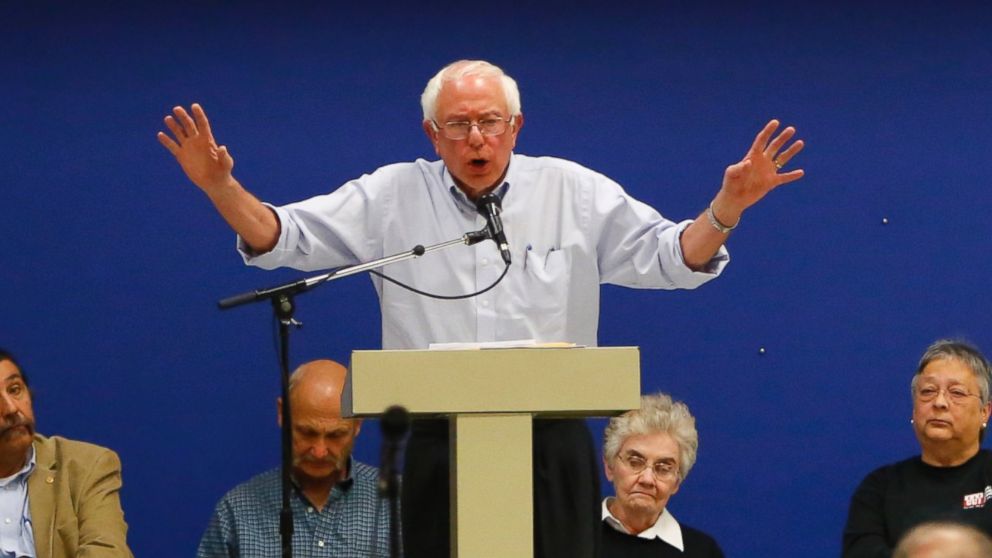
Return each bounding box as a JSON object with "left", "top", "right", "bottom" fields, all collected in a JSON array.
[{"left": 401, "top": 418, "right": 601, "bottom": 558}]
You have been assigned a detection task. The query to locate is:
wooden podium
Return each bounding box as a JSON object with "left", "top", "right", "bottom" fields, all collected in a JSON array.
[{"left": 342, "top": 346, "right": 640, "bottom": 558}]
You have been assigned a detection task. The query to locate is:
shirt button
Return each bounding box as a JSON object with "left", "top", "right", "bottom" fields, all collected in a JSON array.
[
  {"left": 4, "top": 518, "right": 11, "bottom": 524},
  {"left": 481, "top": 258, "right": 489, "bottom": 266},
  {"left": 317, "top": 540, "right": 325, "bottom": 548},
  {"left": 307, "top": 507, "right": 314, "bottom": 513},
  {"left": 481, "top": 300, "right": 490, "bottom": 307}
]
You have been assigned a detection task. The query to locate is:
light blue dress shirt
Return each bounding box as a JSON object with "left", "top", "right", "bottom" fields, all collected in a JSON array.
[
  {"left": 241, "top": 154, "right": 728, "bottom": 349},
  {"left": 0, "top": 446, "right": 35, "bottom": 558}
]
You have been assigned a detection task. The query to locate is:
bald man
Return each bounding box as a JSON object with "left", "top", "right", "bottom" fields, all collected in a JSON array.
[
  {"left": 197, "top": 360, "right": 390, "bottom": 557},
  {"left": 894, "top": 522, "right": 992, "bottom": 558}
]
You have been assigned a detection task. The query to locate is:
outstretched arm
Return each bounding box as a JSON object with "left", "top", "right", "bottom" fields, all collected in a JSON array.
[
  {"left": 680, "top": 119, "right": 805, "bottom": 270},
  {"left": 157, "top": 103, "right": 280, "bottom": 253}
]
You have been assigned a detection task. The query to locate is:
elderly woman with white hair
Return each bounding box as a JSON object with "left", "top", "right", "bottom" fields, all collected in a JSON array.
[
  {"left": 600, "top": 393, "right": 724, "bottom": 557},
  {"left": 843, "top": 340, "right": 992, "bottom": 557}
]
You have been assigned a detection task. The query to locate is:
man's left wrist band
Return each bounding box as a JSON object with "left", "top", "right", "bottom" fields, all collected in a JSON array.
[{"left": 706, "top": 202, "right": 739, "bottom": 234}]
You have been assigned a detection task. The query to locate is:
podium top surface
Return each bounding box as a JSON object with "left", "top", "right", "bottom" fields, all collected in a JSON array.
[{"left": 343, "top": 346, "right": 640, "bottom": 417}]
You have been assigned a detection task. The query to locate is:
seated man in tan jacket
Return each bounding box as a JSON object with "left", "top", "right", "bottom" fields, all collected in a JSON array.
[{"left": 0, "top": 349, "right": 132, "bottom": 558}]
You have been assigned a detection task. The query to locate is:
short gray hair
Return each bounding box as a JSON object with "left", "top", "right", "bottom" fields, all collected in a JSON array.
[
  {"left": 420, "top": 59, "right": 522, "bottom": 123},
  {"left": 894, "top": 521, "right": 992, "bottom": 558},
  {"left": 603, "top": 393, "right": 699, "bottom": 483},
  {"left": 911, "top": 339, "right": 992, "bottom": 406}
]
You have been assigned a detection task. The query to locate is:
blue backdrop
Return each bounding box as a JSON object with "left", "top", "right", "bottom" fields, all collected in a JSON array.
[{"left": 3, "top": 1, "right": 991, "bottom": 556}]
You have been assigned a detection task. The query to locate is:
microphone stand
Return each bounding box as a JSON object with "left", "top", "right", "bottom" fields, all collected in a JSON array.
[
  {"left": 217, "top": 228, "right": 490, "bottom": 558},
  {"left": 379, "top": 405, "right": 410, "bottom": 558}
]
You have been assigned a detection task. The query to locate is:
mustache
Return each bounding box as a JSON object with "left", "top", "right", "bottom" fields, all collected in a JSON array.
[
  {"left": 298, "top": 455, "right": 338, "bottom": 464},
  {"left": 294, "top": 453, "right": 347, "bottom": 467},
  {"left": 0, "top": 416, "right": 33, "bottom": 437}
]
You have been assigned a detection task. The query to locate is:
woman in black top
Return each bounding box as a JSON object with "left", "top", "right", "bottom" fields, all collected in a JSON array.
[{"left": 844, "top": 340, "right": 992, "bottom": 557}]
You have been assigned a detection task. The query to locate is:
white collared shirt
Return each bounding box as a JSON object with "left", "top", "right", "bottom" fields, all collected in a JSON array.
[
  {"left": 602, "top": 497, "right": 684, "bottom": 552},
  {"left": 242, "top": 153, "right": 728, "bottom": 350},
  {"left": 0, "top": 446, "right": 36, "bottom": 558}
]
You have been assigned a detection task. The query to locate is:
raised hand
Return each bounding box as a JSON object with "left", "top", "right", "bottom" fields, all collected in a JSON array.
[
  {"left": 157, "top": 103, "right": 235, "bottom": 194},
  {"left": 156, "top": 103, "right": 280, "bottom": 252},
  {"left": 717, "top": 119, "right": 805, "bottom": 218}
]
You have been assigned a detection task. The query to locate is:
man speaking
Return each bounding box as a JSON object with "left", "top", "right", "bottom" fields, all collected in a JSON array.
[{"left": 159, "top": 59, "right": 804, "bottom": 557}]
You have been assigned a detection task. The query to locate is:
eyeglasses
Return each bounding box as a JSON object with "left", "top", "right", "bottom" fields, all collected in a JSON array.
[
  {"left": 915, "top": 384, "right": 982, "bottom": 405},
  {"left": 617, "top": 452, "right": 679, "bottom": 482},
  {"left": 432, "top": 116, "right": 514, "bottom": 140}
]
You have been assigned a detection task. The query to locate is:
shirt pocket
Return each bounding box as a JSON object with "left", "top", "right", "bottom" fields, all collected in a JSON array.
[
  {"left": 524, "top": 247, "right": 569, "bottom": 283},
  {"left": 510, "top": 247, "right": 572, "bottom": 339}
]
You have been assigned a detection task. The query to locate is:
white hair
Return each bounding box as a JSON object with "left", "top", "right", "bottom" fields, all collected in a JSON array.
[
  {"left": 603, "top": 393, "right": 699, "bottom": 483},
  {"left": 420, "top": 59, "right": 522, "bottom": 122}
]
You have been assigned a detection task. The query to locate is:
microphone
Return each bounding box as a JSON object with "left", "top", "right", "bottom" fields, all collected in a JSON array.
[
  {"left": 378, "top": 405, "right": 409, "bottom": 498},
  {"left": 378, "top": 405, "right": 408, "bottom": 558},
  {"left": 476, "top": 193, "right": 511, "bottom": 265}
]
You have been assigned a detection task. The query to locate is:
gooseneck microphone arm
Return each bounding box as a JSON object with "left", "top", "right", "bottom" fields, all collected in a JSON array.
[{"left": 217, "top": 229, "right": 490, "bottom": 310}]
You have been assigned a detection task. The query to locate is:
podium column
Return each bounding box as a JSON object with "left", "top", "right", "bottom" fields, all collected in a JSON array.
[{"left": 451, "top": 413, "right": 533, "bottom": 557}]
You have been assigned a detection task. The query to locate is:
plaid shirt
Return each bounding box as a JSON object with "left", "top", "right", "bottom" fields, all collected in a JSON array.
[{"left": 197, "top": 460, "right": 391, "bottom": 558}]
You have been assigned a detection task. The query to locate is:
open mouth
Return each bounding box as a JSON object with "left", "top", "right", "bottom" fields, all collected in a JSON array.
[{"left": 469, "top": 158, "right": 488, "bottom": 168}]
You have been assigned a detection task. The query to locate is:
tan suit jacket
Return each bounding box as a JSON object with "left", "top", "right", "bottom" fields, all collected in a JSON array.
[{"left": 27, "top": 434, "right": 133, "bottom": 558}]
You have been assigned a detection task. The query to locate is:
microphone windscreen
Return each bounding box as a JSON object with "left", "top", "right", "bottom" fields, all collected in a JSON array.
[{"left": 381, "top": 405, "right": 410, "bottom": 440}]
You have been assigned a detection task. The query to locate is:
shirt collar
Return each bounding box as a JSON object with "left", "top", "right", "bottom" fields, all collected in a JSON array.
[
  {"left": 337, "top": 456, "right": 356, "bottom": 490},
  {"left": 602, "top": 497, "right": 684, "bottom": 551},
  {"left": 0, "top": 446, "right": 35, "bottom": 488},
  {"left": 443, "top": 153, "right": 515, "bottom": 212}
]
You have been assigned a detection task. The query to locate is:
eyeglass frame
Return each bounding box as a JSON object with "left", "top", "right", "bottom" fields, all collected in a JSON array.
[
  {"left": 914, "top": 384, "right": 983, "bottom": 406},
  {"left": 616, "top": 451, "right": 680, "bottom": 483},
  {"left": 430, "top": 115, "right": 516, "bottom": 140}
]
